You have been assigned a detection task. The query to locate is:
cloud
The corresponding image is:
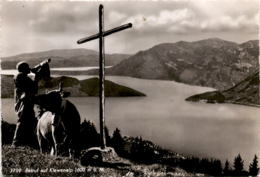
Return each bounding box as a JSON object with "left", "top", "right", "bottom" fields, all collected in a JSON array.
[
  {"left": 122, "top": 3, "right": 258, "bottom": 34},
  {"left": 1, "top": 0, "right": 259, "bottom": 57},
  {"left": 167, "top": 13, "right": 259, "bottom": 34},
  {"left": 109, "top": 11, "right": 127, "bottom": 24},
  {"left": 26, "top": 3, "right": 98, "bottom": 34},
  {"left": 198, "top": 14, "right": 258, "bottom": 32},
  {"left": 123, "top": 8, "right": 194, "bottom": 29},
  {"left": 4, "top": 1, "right": 258, "bottom": 35}
]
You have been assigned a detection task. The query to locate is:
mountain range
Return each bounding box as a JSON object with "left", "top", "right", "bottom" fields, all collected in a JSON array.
[
  {"left": 1, "top": 48, "right": 130, "bottom": 69},
  {"left": 2, "top": 38, "right": 259, "bottom": 91},
  {"left": 105, "top": 38, "right": 259, "bottom": 90}
]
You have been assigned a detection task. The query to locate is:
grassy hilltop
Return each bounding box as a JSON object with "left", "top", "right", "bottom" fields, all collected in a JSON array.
[
  {"left": 2, "top": 119, "right": 258, "bottom": 177},
  {"left": 1, "top": 120, "right": 196, "bottom": 177},
  {"left": 2, "top": 145, "right": 196, "bottom": 177}
]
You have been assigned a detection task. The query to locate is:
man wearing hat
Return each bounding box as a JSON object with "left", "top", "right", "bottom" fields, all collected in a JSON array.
[{"left": 12, "top": 61, "right": 47, "bottom": 148}]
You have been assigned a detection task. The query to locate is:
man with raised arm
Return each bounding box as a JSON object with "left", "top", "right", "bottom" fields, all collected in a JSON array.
[{"left": 12, "top": 59, "right": 50, "bottom": 148}]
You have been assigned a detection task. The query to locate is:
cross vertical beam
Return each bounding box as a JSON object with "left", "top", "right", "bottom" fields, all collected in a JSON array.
[
  {"left": 99, "top": 4, "right": 106, "bottom": 149},
  {"left": 77, "top": 4, "right": 132, "bottom": 150}
]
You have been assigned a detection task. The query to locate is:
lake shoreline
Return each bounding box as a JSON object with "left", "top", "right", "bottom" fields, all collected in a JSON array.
[{"left": 2, "top": 75, "right": 260, "bottom": 168}]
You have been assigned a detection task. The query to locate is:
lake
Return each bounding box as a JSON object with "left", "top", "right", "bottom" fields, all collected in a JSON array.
[{"left": 1, "top": 75, "right": 260, "bottom": 168}]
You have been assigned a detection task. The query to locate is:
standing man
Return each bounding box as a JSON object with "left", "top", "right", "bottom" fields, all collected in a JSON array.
[{"left": 12, "top": 61, "right": 44, "bottom": 148}]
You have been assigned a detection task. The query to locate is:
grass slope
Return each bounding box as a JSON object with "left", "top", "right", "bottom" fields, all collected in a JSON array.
[
  {"left": 0, "top": 121, "right": 227, "bottom": 176},
  {"left": 2, "top": 146, "right": 194, "bottom": 177}
]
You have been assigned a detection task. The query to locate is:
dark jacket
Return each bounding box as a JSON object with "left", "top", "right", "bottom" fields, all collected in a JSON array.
[
  {"left": 14, "top": 73, "right": 38, "bottom": 116},
  {"left": 12, "top": 73, "right": 38, "bottom": 147}
]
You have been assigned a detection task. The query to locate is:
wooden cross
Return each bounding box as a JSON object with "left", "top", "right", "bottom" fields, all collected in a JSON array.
[{"left": 77, "top": 4, "right": 132, "bottom": 149}]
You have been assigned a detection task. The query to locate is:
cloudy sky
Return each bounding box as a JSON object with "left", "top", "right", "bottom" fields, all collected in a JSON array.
[{"left": 1, "top": 0, "right": 259, "bottom": 57}]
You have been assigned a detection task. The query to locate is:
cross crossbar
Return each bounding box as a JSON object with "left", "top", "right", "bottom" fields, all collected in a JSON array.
[{"left": 77, "top": 23, "right": 132, "bottom": 44}]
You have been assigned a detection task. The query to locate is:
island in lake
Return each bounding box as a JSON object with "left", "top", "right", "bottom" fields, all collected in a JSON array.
[{"left": 1, "top": 75, "right": 145, "bottom": 98}]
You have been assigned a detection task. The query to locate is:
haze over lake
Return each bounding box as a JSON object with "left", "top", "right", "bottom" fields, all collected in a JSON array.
[
  {"left": 2, "top": 74, "right": 260, "bottom": 167},
  {"left": 0, "top": 66, "right": 112, "bottom": 75}
]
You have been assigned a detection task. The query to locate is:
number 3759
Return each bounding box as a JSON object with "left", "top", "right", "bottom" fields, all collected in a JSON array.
[{"left": 10, "top": 168, "right": 22, "bottom": 173}]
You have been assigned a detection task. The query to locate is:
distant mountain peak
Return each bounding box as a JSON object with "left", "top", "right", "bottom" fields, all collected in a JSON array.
[
  {"left": 204, "top": 37, "right": 224, "bottom": 41},
  {"left": 1, "top": 49, "right": 130, "bottom": 69},
  {"left": 194, "top": 37, "right": 237, "bottom": 46},
  {"left": 240, "top": 40, "right": 259, "bottom": 47}
]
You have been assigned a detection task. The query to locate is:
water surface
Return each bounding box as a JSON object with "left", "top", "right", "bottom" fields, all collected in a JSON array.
[{"left": 2, "top": 76, "right": 260, "bottom": 167}]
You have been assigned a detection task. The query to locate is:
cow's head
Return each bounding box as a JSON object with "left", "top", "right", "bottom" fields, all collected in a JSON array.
[{"left": 35, "top": 82, "right": 70, "bottom": 113}]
